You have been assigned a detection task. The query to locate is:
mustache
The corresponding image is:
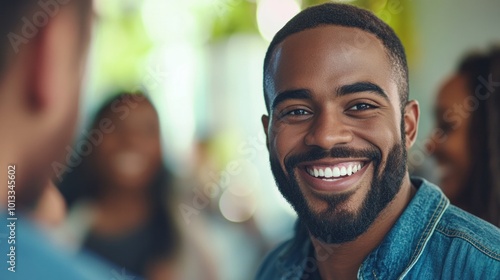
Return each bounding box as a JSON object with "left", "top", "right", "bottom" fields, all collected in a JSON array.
[{"left": 284, "top": 146, "right": 381, "bottom": 171}]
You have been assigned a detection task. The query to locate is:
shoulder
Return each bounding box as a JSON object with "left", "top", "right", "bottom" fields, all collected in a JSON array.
[
  {"left": 256, "top": 240, "right": 291, "bottom": 279},
  {"left": 0, "top": 216, "right": 119, "bottom": 280},
  {"left": 435, "top": 204, "right": 500, "bottom": 260},
  {"left": 256, "top": 238, "right": 309, "bottom": 280},
  {"left": 411, "top": 177, "right": 500, "bottom": 260},
  {"left": 415, "top": 206, "right": 500, "bottom": 278}
]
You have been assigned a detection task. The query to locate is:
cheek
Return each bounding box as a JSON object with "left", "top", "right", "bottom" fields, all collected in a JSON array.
[
  {"left": 445, "top": 129, "right": 471, "bottom": 169},
  {"left": 351, "top": 116, "right": 400, "bottom": 149},
  {"left": 144, "top": 139, "right": 162, "bottom": 166},
  {"left": 92, "top": 137, "right": 117, "bottom": 166},
  {"left": 269, "top": 122, "right": 306, "bottom": 163}
]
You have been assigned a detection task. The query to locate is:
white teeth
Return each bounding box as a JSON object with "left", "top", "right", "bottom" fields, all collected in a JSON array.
[
  {"left": 333, "top": 167, "right": 340, "bottom": 177},
  {"left": 307, "top": 162, "right": 365, "bottom": 179},
  {"left": 324, "top": 168, "right": 333, "bottom": 178},
  {"left": 340, "top": 166, "right": 347, "bottom": 176}
]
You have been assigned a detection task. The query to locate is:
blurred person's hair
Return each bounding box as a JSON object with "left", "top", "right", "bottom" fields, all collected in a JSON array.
[
  {"left": 263, "top": 3, "right": 408, "bottom": 112},
  {"left": 0, "top": 0, "right": 91, "bottom": 76},
  {"left": 456, "top": 46, "right": 500, "bottom": 225}
]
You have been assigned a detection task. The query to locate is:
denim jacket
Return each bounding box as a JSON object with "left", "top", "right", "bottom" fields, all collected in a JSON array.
[{"left": 256, "top": 177, "right": 500, "bottom": 279}]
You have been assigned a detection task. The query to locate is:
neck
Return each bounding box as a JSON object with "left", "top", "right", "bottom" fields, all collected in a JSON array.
[
  {"left": 92, "top": 188, "right": 152, "bottom": 235},
  {"left": 313, "top": 175, "right": 416, "bottom": 280},
  {"left": 97, "top": 187, "right": 153, "bottom": 216}
]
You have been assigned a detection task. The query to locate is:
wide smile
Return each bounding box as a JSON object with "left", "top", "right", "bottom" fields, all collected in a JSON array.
[{"left": 297, "top": 159, "right": 371, "bottom": 193}]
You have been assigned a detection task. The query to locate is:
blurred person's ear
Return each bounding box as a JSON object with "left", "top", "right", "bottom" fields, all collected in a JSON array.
[{"left": 0, "top": 4, "right": 91, "bottom": 206}]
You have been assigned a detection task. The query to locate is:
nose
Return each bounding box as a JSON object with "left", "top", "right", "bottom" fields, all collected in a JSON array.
[{"left": 304, "top": 110, "right": 353, "bottom": 150}]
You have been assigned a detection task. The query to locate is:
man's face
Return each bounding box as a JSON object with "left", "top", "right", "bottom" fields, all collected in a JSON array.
[{"left": 263, "top": 26, "right": 408, "bottom": 244}]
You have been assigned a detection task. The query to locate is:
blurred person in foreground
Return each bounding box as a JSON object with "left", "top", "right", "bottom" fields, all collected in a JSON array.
[
  {"left": 429, "top": 47, "right": 500, "bottom": 226},
  {"left": 59, "top": 93, "right": 181, "bottom": 279},
  {"left": 0, "top": 0, "right": 115, "bottom": 279},
  {"left": 256, "top": 3, "right": 500, "bottom": 279}
]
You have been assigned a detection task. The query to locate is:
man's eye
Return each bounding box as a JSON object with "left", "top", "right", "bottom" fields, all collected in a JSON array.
[
  {"left": 348, "top": 103, "right": 376, "bottom": 111},
  {"left": 287, "top": 109, "right": 310, "bottom": 115}
]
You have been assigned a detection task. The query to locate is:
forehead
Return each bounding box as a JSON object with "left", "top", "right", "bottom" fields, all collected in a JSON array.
[
  {"left": 267, "top": 25, "right": 398, "bottom": 103},
  {"left": 105, "top": 100, "right": 158, "bottom": 121}
]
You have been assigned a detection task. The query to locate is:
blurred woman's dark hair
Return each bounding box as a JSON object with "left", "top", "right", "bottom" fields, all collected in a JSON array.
[
  {"left": 58, "top": 92, "right": 180, "bottom": 275},
  {"left": 456, "top": 47, "right": 500, "bottom": 225}
]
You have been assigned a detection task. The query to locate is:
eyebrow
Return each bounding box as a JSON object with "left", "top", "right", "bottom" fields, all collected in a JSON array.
[
  {"left": 337, "top": 82, "right": 389, "bottom": 100},
  {"left": 271, "top": 82, "right": 388, "bottom": 110},
  {"left": 271, "top": 89, "right": 311, "bottom": 110}
]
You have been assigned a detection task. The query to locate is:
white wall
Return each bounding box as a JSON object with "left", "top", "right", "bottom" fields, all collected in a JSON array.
[{"left": 410, "top": 0, "right": 500, "bottom": 141}]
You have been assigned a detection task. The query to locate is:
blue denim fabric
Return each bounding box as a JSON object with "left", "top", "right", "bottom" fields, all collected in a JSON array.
[
  {"left": 0, "top": 213, "right": 129, "bottom": 280},
  {"left": 256, "top": 177, "right": 500, "bottom": 280}
]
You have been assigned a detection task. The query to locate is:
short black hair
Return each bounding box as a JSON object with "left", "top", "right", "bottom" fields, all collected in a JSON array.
[{"left": 263, "top": 3, "right": 408, "bottom": 112}]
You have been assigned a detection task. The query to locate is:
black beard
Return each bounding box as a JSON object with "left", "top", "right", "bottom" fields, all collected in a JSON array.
[{"left": 269, "top": 142, "right": 407, "bottom": 244}]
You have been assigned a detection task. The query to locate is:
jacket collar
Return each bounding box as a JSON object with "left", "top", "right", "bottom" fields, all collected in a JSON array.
[
  {"left": 359, "top": 177, "right": 449, "bottom": 279},
  {"left": 276, "top": 177, "right": 449, "bottom": 279}
]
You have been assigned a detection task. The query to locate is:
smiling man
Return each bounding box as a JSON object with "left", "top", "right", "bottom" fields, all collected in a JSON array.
[{"left": 256, "top": 3, "right": 500, "bottom": 280}]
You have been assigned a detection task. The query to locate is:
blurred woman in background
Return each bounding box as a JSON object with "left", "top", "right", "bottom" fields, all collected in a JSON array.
[
  {"left": 59, "top": 92, "right": 181, "bottom": 279},
  {"left": 430, "top": 47, "right": 500, "bottom": 226}
]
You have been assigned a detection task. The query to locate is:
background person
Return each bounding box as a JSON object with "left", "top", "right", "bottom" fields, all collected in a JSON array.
[
  {"left": 430, "top": 46, "right": 500, "bottom": 226},
  {"left": 0, "top": 1, "right": 116, "bottom": 279},
  {"left": 59, "top": 93, "right": 182, "bottom": 279}
]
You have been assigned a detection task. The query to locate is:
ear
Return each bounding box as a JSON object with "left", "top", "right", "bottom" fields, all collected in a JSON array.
[
  {"left": 403, "top": 100, "right": 419, "bottom": 149},
  {"left": 34, "top": 6, "right": 83, "bottom": 116},
  {"left": 261, "top": 114, "right": 270, "bottom": 151}
]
